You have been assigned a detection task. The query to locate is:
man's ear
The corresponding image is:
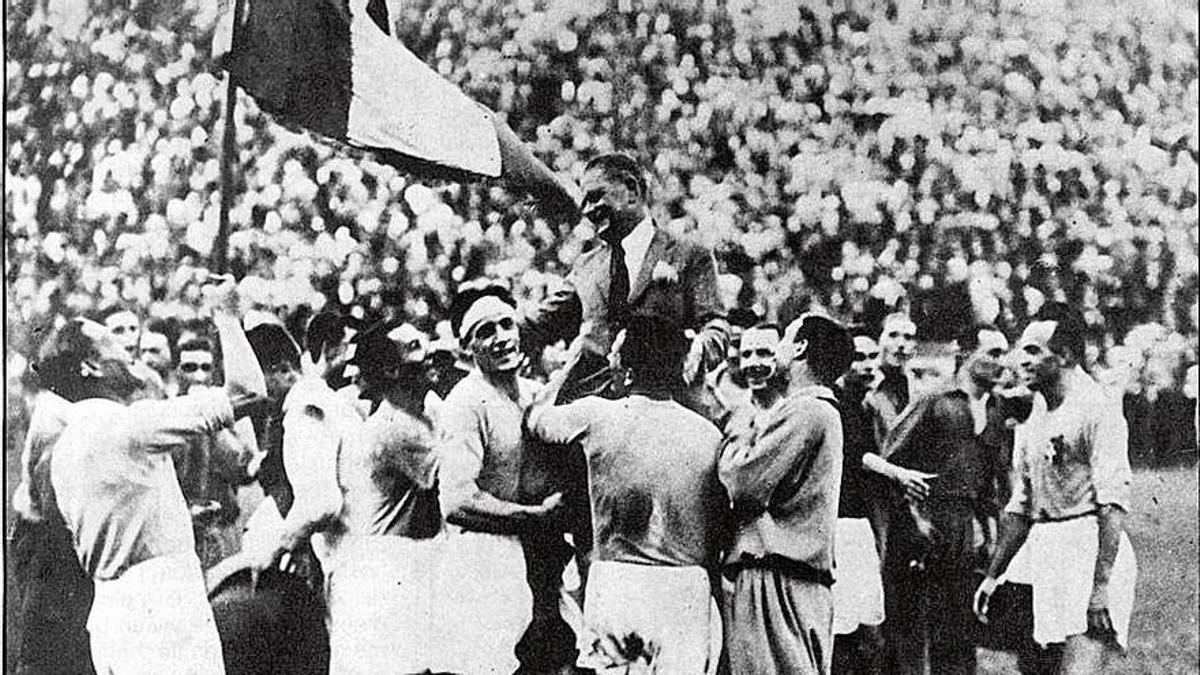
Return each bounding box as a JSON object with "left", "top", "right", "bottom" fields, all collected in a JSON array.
[
  {"left": 1054, "top": 351, "right": 1074, "bottom": 369},
  {"left": 794, "top": 338, "right": 810, "bottom": 363}
]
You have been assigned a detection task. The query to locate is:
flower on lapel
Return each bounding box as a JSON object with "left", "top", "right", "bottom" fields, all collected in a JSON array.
[{"left": 651, "top": 261, "right": 679, "bottom": 285}]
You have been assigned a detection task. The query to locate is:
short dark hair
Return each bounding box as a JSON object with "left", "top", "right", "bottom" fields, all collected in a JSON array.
[
  {"left": 349, "top": 321, "right": 404, "bottom": 373},
  {"left": 620, "top": 314, "right": 688, "bottom": 391},
  {"left": 848, "top": 322, "right": 876, "bottom": 340},
  {"left": 448, "top": 284, "right": 516, "bottom": 342},
  {"left": 143, "top": 317, "right": 174, "bottom": 338},
  {"left": 793, "top": 315, "right": 855, "bottom": 386},
  {"left": 96, "top": 304, "right": 139, "bottom": 324},
  {"left": 1033, "top": 302, "right": 1087, "bottom": 364},
  {"left": 584, "top": 152, "right": 648, "bottom": 200},
  {"left": 32, "top": 319, "right": 103, "bottom": 402},
  {"left": 246, "top": 324, "right": 300, "bottom": 371},
  {"left": 728, "top": 308, "right": 762, "bottom": 330},
  {"left": 955, "top": 324, "right": 1002, "bottom": 355},
  {"left": 178, "top": 317, "right": 214, "bottom": 346},
  {"left": 178, "top": 338, "right": 214, "bottom": 355},
  {"left": 304, "top": 312, "right": 346, "bottom": 361},
  {"left": 745, "top": 322, "right": 782, "bottom": 338}
]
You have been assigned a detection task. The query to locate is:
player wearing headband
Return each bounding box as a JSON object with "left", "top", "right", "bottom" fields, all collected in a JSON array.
[{"left": 434, "top": 286, "right": 565, "bottom": 675}]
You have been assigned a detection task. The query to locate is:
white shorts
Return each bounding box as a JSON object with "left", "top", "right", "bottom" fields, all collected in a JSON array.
[
  {"left": 431, "top": 529, "right": 530, "bottom": 674},
  {"left": 1000, "top": 529, "right": 1035, "bottom": 585},
  {"left": 579, "top": 560, "right": 720, "bottom": 675},
  {"left": 1027, "top": 515, "right": 1137, "bottom": 649},
  {"left": 325, "top": 535, "right": 442, "bottom": 675},
  {"left": 89, "top": 552, "right": 225, "bottom": 675},
  {"left": 832, "top": 517, "right": 886, "bottom": 635}
]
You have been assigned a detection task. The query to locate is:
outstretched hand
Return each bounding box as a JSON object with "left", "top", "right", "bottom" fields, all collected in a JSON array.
[
  {"left": 895, "top": 467, "right": 937, "bottom": 503},
  {"left": 201, "top": 273, "right": 240, "bottom": 317},
  {"left": 973, "top": 576, "right": 999, "bottom": 624},
  {"left": 533, "top": 492, "right": 565, "bottom": 520}
]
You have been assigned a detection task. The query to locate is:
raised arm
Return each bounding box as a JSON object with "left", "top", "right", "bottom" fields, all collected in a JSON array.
[
  {"left": 518, "top": 284, "right": 583, "bottom": 355},
  {"left": 123, "top": 389, "right": 237, "bottom": 453},
  {"left": 684, "top": 244, "right": 729, "bottom": 375},
  {"left": 202, "top": 276, "right": 267, "bottom": 399},
  {"left": 525, "top": 347, "right": 594, "bottom": 445}
]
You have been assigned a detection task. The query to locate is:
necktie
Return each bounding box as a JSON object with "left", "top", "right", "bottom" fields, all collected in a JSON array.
[{"left": 603, "top": 232, "right": 630, "bottom": 328}]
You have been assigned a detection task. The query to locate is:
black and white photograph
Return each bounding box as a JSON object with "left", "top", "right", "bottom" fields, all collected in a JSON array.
[{"left": 3, "top": 0, "right": 1197, "bottom": 673}]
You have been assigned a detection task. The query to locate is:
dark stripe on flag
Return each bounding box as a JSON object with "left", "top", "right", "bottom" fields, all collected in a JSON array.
[
  {"left": 366, "top": 0, "right": 390, "bottom": 36},
  {"left": 219, "top": 0, "right": 503, "bottom": 179},
  {"left": 226, "top": 0, "right": 352, "bottom": 141}
]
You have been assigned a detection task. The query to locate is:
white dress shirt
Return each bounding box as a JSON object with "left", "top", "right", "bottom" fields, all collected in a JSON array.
[{"left": 619, "top": 216, "right": 655, "bottom": 294}]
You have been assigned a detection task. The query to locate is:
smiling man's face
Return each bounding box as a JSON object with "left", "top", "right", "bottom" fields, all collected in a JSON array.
[
  {"left": 580, "top": 167, "right": 643, "bottom": 239},
  {"left": 468, "top": 312, "right": 522, "bottom": 374},
  {"left": 738, "top": 326, "right": 780, "bottom": 392}
]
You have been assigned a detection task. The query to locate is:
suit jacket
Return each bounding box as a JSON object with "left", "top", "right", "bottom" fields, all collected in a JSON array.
[
  {"left": 522, "top": 224, "right": 728, "bottom": 364},
  {"left": 865, "top": 366, "right": 913, "bottom": 447}
]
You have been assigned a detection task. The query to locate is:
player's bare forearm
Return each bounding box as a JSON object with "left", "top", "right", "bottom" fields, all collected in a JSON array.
[
  {"left": 443, "top": 487, "right": 558, "bottom": 535},
  {"left": 1093, "top": 504, "right": 1124, "bottom": 592},
  {"left": 985, "top": 511, "right": 1033, "bottom": 580}
]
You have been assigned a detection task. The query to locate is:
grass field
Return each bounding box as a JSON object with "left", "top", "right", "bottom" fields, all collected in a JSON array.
[{"left": 980, "top": 463, "right": 1200, "bottom": 674}]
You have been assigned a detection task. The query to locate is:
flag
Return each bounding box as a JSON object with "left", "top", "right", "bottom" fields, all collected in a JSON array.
[{"left": 214, "top": 0, "right": 502, "bottom": 179}]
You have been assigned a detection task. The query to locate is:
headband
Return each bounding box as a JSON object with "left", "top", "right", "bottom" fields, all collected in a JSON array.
[{"left": 459, "top": 295, "right": 516, "bottom": 344}]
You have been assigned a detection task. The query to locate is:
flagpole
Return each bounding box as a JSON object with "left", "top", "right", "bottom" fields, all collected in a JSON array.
[{"left": 213, "top": 0, "right": 246, "bottom": 276}]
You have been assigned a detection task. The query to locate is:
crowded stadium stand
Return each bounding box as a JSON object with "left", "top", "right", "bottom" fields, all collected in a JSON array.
[{"left": 5, "top": 0, "right": 1197, "bottom": 441}]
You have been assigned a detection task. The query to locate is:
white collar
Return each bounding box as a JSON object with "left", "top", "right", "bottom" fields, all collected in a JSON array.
[
  {"left": 622, "top": 216, "right": 655, "bottom": 256},
  {"left": 791, "top": 384, "right": 837, "bottom": 401},
  {"left": 969, "top": 392, "right": 989, "bottom": 435}
]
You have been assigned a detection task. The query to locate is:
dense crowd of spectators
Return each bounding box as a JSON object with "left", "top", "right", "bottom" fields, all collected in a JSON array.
[{"left": 5, "top": 0, "right": 1198, "bottom": 396}]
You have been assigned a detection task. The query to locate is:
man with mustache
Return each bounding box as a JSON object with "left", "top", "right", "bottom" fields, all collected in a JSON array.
[
  {"left": 436, "top": 286, "right": 565, "bottom": 675},
  {"left": 876, "top": 324, "right": 1012, "bottom": 674}
]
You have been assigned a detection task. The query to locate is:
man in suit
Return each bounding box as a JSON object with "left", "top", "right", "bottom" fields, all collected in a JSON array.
[
  {"left": 522, "top": 152, "right": 729, "bottom": 401},
  {"left": 877, "top": 324, "right": 1010, "bottom": 674},
  {"left": 516, "top": 152, "right": 730, "bottom": 673}
]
